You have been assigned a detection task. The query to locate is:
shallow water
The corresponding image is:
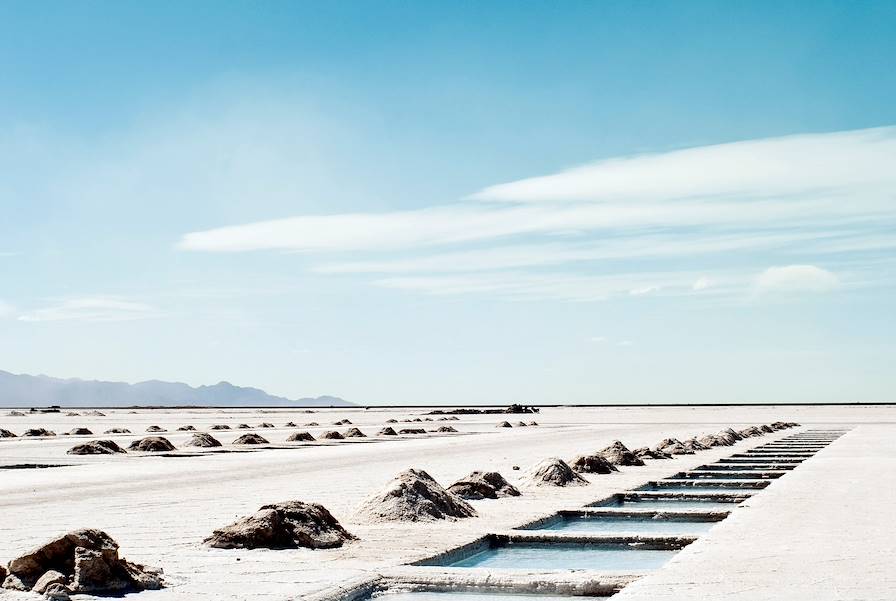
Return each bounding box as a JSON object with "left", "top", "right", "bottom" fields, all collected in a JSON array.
[
  {"left": 373, "top": 593, "right": 584, "bottom": 601},
  {"left": 448, "top": 543, "right": 678, "bottom": 570},
  {"left": 637, "top": 483, "right": 759, "bottom": 493},
  {"left": 532, "top": 516, "right": 716, "bottom": 535},
  {"left": 596, "top": 498, "right": 740, "bottom": 510}
]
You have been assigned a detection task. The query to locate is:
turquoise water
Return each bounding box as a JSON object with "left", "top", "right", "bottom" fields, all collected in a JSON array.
[
  {"left": 595, "top": 497, "right": 740, "bottom": 510},
  {"left": 637, "top": 483, "right": 759, "bottom": 493},
  {"left": 373, "top": 593, "right": 589, "bottom": 601},
  {"left": 448, "top": 543, "right": 678, "bottom": 570},
  {"left": 533, "top": 516, "right": 715, "bottom": 535}
]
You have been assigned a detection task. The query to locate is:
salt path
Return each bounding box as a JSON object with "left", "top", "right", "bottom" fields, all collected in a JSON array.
[{"left": 0, "top": 405, "right": 892, "bottom": 600}]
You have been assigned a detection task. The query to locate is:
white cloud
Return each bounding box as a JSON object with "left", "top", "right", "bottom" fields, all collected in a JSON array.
[
  {"left": 590, "top": 336, "right": 607, "bottom": 343},
  {"left": 18, "top": 297, "right": 160, "bottom": 323},
  {"left": 173, "top": 125, "right": 893, "bottom": 304},
  {"left": 692, "top": 277, "right": 712, "bottom": 291},
  {"left": 471, "top": 126, "right": 896, "bottom": 203},
  {"left": 0, "top": 301, "right": 15, "bottom": 318},
  {"left": 617, "top": 340, "right": 634, "bottom": 347},
  {"left": 755, "top": 265, "right": 840, "bottom": 294}
]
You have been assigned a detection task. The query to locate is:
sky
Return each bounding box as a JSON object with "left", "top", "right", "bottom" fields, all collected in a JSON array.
[{"left": 1, "top": 1, "right": 894, "bottom": 404}]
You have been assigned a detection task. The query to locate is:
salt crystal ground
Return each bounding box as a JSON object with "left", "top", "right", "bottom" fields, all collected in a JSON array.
[{"left": 0, "top": 405, "right": 893, "bottom": 600}]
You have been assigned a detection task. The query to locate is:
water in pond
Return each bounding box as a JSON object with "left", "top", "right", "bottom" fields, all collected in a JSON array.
[
  {"left": 533, "top": 515, "right": 716, "bottom": 535},
  {"left": 373, "top": 593, "right": 585, "bottom": 601},
  {"left": 637, "top": 483, "right": 759, "bottom": 493},
  {"left": 448, "top": 543, "right": 678, "bottom": 570},
  {"left": 595, "top": 497, "right": 741, "bottom": 510}
]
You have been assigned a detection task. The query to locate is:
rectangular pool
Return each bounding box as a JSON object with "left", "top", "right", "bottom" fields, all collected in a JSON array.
[
  {"left": 446, "top": 542, "right": 679, "bottom": 571},
  {"left": 528, "top": 515, "right": 717, "bottom": 536},
  {"left": 372, "top": 593, "right": 603, "bottom": 601},
  {"left": 590, "top": 495, "right": 743, "bottom": 511}
]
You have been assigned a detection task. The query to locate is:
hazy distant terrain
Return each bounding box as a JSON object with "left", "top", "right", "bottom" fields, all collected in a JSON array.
[{"left": 0, "top": 370, "right": 353, "bottom": 407}]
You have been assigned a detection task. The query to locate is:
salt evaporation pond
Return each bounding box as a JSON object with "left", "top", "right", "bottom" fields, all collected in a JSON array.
[
  {"left": 447, "top": 542, "right": 678, "bottom": 570},
  {"left": 372, "top": 593, "right": 588, "bottom": 601},
  {"left": 594, "top": 497, "right": 741, "bottom": 511},
  {"left": 530, "top": 515, "right": 716, "bottom": 535}
]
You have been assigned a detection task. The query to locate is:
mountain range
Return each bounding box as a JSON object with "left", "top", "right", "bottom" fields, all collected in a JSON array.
[{"left": 0, "top": 370, "right": 354, "bottom": 407}]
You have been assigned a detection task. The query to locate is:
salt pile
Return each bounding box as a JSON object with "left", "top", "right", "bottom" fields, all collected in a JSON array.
[
  {"left": 286, "top": 432, "right": 315, "bottom": 442},
  {"left": 598, "top": 440, "right": 645, "bottom": 466},
  {"left": 67, "top": 440, "right": 126, "bottom": 455},
  {"left": 233, "top": 433, "right": 269, "bottom": 445},
  {"left": 23, "top": 428, "right": 56, "bottom": 437},
  {"left": 128, "top": 437, "right": 175, "bottom": 452},
  {"left": 186, "top": 433, "right": 222, "bottom": 448},
  {"left": 570, "top": 454, "right": 619, "bottom": 474},
  {"left": 634, "top": 447, "right": 672, "bottom": 460},
  {"left": 205, "top": 501, "right": 355, "bottom": 549},
  {"left": 355, "top": 469, "right": 476, "bottom": 522},
  {"left": 1, "top": 529, "right": 162, "bottom": 596},
  {"left": 522, "top": 458, "right": 589, "bottom": 487},
  {"left": 447, "top": 471, "right": 521, "bottom": 499}
]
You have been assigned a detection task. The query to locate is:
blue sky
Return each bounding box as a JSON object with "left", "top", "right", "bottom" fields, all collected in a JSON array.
[{"left": 1, "top": 1, "right": 894, "bottom": 404}]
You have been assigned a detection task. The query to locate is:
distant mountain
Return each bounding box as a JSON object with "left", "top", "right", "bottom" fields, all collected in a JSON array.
[{"left": 0, "top": 370, "right": 354, "bottom": 407}]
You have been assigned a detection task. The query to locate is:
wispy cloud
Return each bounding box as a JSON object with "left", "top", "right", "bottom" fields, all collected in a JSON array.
[
  {"left": 755, "top": 265, "right": 840, "bottom": 294},
  {"left": 177, "top": 126, "right": 894, "bottom": 303},
  {"left": 18, "top": 297, "right": 160, "bottom": 323},
  {"left": 471, "top": 126, "right": 896, "bottom": 203}
]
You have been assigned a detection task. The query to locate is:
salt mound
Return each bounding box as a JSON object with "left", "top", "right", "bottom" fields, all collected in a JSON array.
[
  {"left": 682, "top": 438, "right": 709, "bottom": 451},
  {"left": 305, "top": 422, "right": 319, "bottom": 426},
  {"left": 437, "top": 426, "right": 458, "bottom": 432},
  {"left": 128, "top": 437, "right": 175, "bottom": 452},
  {"left": 698, "top": 434, "right": 731, "bottom": 447},
  {"left": 739, "top": 426, "right": 763, "bottom": 437},
  {"left": 210, "top": 424, "right": 231, "bottom": 430},
  {"left": 448, "top": 471, "right": 521, "bottom": 499},
  {"left": 145, "top": 426, "right": 166, "bottom": 433},
  {"left": 65, "top": 412, "right": 80, "bottom": 416},
  {"left": 1, "top": 428, "right": 18, "bottom": 438},
  {"left": 760, "top": 424, "right": 774, "bottom": 433},
  {"left": 378, "top": 427, "right": 397, "bottom": 436},
  {"left": 656, "top": 438, "right": 694, "bottom": 455},
  {"left": 2, "top": 528, "right": 162, "bottom": 594},
  {"left": 321, "top": 431, "right": 344, "bottom": 440},
  {"left": 722, "top": 427, "right": 744, "bottom": 441},
  {"left": 284, "top": 422, "right": 297, "bottom": 427},
  {"left": 528, "top": 421, "right": 539, "bottom": 426},
  {"left": 522, "top": 458, "right": 589, "bottom": 487},
  {"left": 233, "top": 433, "right": 269, "bottom": 445},
  {"left": 385, "top": 419, "right": 398, "bottom": 423},
  {"left": 84, "top": 411, "right": 105, "bottom": 416},
  {"left": 69, "top": 428, "right": 93, "bottom": 436},
  {"left": 186, "top": 433, "right": 222, "bottom": 448},
  {"left": 237, "top": 424, "right": 251, "bottom": 429},
  {"left": 104, "top": 428, "right": 130, "bottom": 434},
  {"left": 343, "top": 427, "right": 366, "bottom": 438},
  {"left": 67, "top": 440, "right": 126, "bottom": 455},
  {"left": 496, "top": 421, "right": 512, "bottom": 428},
  {"left": 258, "top": 422, "right": 275, "bottom": 428},
  {"left": 634, "top": 447, "right": 672, "bottom": 460},
  {"left": 8, "top": 410, "right": 25, "bottom": 416},
  {"left": 176, "top": 425, "right": 196, "bottom": 431},
  {"left": 355, "top": 468, "right": 476, "bottom": 522},
  {"left": 570, "top": 454, "right": 618, "bottom": 474},
  {"left": 598, "top": 440, "right": 645, "bottom": 466},
  {"left": 286, "top": 432, "right": 315, "bottom": 442},
  {"left": 715, "top": 430, "right": 738, "bottom": 445},
  {"left": 205, "top": 501, "right": 355, "bottom": 549},
  {"left": 399, "top": 428, "right": 426, "bottom": 434},
  {"left": 516, "top": 421, "right": 528, "bottom": 427},
  {"left": 23, "top": 428, "right": 56, "bottom": 437}
]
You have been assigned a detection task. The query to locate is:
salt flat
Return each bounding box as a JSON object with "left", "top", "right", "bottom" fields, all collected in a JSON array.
[{"left": 0, "top": 405, "right": 892, "bottom": 600}]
